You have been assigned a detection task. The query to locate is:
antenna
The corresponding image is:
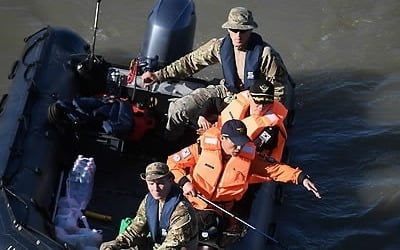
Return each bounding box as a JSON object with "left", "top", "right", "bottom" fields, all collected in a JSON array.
[
  {"left": 76, "top": 0, "right": 109, "bottom": 94},
  {"left": 90, "top": 0, "right": 102, "bottom": 59}
]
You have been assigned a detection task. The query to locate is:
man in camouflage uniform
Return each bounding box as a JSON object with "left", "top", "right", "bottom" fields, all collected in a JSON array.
[
  {"left": 100, "top": 162, "right": 198, "bottom": 250},
  {"left": 142, "top": 7, "right": 295, "bottom": 141}
]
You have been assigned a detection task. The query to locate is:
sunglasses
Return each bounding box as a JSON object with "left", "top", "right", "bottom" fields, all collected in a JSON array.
[
  {"left": 254, "top": 101, "right": 273, "bottom": 106},
  {"left": 251, "top": 96, "right": 274, "bottom": 105},
  {"left": 229, "top": 29, "right": 251, "bottom": 34}
]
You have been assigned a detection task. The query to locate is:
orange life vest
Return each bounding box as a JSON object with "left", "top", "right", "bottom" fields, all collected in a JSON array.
[
  {"left": 220, "top": 91, "right": 288, "bottom": 124},
  {"left": 242, "top": 111, "right": 287, "bottom": 161},
  {"left": 188, "top": 127, "right": 256, "bottom": 209},
  {"left": 220, "top": 91, "right": 251, "bottom": 123},
  {"left": 219, "top": 91, "right": 288, "bottom": 160}
]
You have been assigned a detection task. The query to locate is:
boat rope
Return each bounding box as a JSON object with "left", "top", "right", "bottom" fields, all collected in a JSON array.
[
  {"left": 0, "top": 94, "right": 8, "bottom": 116},
  {"left": 1, "top": 179, "right": 30, "bottom": 225},
  {"left": 8, "top": 60, "right": 19, "bottom": 80},
  {"left": 24, "top": 63, "right": 38, "bottom": 82},
  {"left": 22, "top": 31, "right": 48, "bottom": 66}
]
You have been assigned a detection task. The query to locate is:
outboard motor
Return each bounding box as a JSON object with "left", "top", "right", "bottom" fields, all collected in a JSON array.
[{"left": 139, "top": 0, "right": 196, "bottom": 71}]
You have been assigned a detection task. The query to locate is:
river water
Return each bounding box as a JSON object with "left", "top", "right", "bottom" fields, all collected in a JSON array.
[{"left": 1, "top": 0, "right": 399, "bottom": 249}]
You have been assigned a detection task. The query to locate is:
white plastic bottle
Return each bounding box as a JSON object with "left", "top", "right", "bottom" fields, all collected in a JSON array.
[{"left": 67, "top": 155, "right": 96, "bottom": 210}]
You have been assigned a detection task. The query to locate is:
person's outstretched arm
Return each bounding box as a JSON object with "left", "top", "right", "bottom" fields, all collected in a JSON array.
[
  {"left": 250, "top": 155, "right": 321, "bottom": 198},
  {"left": 142, "top": 38, "right": 222, "bottom": 86}
]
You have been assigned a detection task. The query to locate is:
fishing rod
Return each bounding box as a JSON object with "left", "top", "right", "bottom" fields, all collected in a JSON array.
[{"left": 197, "top": 195, "right": 288, "bottom": 249}]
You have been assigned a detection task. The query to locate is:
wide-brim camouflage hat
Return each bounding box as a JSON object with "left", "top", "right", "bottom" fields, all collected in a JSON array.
[
  {"left": 140, "top": 162, "right": 173, "bottom": 181},
  {"left": 221, "top": 7, "right": 258, "bottom": 30}
]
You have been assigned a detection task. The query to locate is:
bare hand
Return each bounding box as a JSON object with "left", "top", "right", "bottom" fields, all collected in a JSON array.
[
  {"left": 182, "top": 182, "right": 197, "bottom": 197},
  {"left": 100, "top": 240, "right": 119, "bottom": 250},
  {"left": 303, "top": 178, "right": 322, "bottom": 199},
  {"left": 141, "top": 71, "right": 158, "bottom": 87},
  {"left": 196, "top": 128, "right": 206, "bottom": 135},
  {"left": 197, "top": 116, "right": 212, "bottom": 130}
]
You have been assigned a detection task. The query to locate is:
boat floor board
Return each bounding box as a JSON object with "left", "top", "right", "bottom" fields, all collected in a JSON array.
[{"left": 64, "top": 125, "right": 198, "bottom": 241}]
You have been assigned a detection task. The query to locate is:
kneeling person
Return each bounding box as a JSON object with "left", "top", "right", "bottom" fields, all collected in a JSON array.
[{"left": 100, "top": 162, "right": 198, "bottom": 250}]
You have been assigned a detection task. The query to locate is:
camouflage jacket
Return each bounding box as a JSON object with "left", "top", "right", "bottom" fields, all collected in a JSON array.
[
  {"left": 116, "top": 194, "right": 198, "bottom": 250},
  {"left": 154, "top": 33, "right": 291, "bottom": 101}
]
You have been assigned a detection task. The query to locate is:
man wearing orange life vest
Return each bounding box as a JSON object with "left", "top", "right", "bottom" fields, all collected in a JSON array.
[
  {"left": 195, "top": 78, "right": 288, "bottom": 161},
  {"left": 166, "top": 119, "right": 321, "bottom": 211}
]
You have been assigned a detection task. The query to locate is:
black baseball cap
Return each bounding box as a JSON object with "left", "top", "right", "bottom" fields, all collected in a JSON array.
[
  {"left": 221, "top": 119, "right": 251, "bottom": 146},
  {"left": 249, "top": 79, "right": 274, "bottom": 104}
]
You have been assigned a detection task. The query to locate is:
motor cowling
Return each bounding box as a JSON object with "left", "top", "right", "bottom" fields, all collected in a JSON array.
[{"left": 139, "top": 0, "right": 196, "bottom": 71}]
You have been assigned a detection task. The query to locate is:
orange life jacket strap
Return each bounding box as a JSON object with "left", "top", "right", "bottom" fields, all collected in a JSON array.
[{"left": 221, "top": 91, "right": 250, "bottom": 124}]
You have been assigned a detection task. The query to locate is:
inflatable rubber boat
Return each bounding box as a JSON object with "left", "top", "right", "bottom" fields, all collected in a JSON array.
[{"left": 0, "top": 0, "right": 289, "bottom": 249}]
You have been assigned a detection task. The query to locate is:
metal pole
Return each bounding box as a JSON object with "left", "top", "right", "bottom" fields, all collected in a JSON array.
[
  {"left": 52, "top": 170, "right": 64, "bottom": 223},
  {"left": 91, "top": 0, "right": 102, "bottom": 59}
]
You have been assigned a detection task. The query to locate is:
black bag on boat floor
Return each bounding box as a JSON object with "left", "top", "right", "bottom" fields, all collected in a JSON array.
[{"left": 49, "top": 96, "right": 134, "bottom": 138}]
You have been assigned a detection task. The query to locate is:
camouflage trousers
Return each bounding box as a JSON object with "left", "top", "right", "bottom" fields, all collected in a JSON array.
[
  {"left": 164, "top": 78, "right": 296, "bottom": 140},
  {"left": 99, "top": 239, "right": 152, "bottom": 250},
  {"left": 165, "top": 84, "right": 230, "bottom": 141},
  {"left": 100, "top": 239, "right": 191, "bottom": 250}
]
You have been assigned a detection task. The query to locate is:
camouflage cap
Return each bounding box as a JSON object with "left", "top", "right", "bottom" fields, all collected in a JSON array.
[
  {"left": 221, "top": 7, "right": 258, "bottom": 30},
  {"left": 140, "top": 162, "right": 173, "bottom": 181}
]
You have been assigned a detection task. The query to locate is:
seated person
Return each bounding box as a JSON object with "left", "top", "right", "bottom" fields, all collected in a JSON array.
[
  {"left": 192, "top": 79, "right": 288, "bottom": 161},
  {"left": 100, "top": 162, "right": 198, "bottom": 250},
  {"left": 142, "top": 7, "right": 296, "bottom": 141}
]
